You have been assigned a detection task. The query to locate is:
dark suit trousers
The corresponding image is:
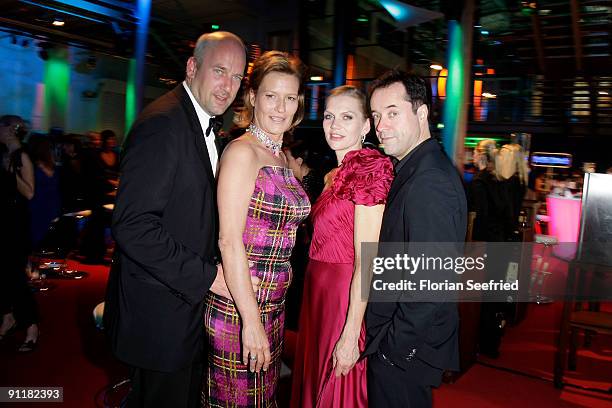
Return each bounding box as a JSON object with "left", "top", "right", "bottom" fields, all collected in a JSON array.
[
  {"left": 126, "top": 347, "right": 203, "bottom": 408},
  {"left": 367, "top": 352, "right": 432, "bottom": 408}
]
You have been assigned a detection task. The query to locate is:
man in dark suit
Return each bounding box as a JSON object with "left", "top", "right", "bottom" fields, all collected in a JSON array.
[
  {"left": 364, "top": 70, "right": 467, "bottom": 407},
  {"left": 104, "top": 32, "right": 248, "bottom": 407}
]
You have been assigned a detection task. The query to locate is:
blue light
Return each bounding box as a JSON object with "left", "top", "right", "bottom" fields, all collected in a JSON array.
[
  {"left": 19, "top": 0, "right": 105, "bottom": 24},
  {"left": 379, "top": 0, "right": 410, "bottom": 20},
  {"left": 531, "top": 155, "right": 572, "bottom": 166},
  {"left": 480, "top": 30, "right": 490, "bottom": 35}
]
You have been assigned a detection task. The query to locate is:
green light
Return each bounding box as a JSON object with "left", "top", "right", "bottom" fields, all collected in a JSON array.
[
  {"left": 357, "top": 17, "right": 368, "bottom": 22},
  {"left": 125, "top": 58, "right": 137, "bottom": 134},
  {"left": 437, "top": 123, "right": 445, "bottom": 129},
  {"left": 44, "top": 48, "right": 70, "bottom": 129},
  {"left": 442, "top": 20, "right": 464, "bottom": 163},
  {"left": 464, "top": 136, "right": 509, "bottom": 148},
  {"left": 211, "top": 24, "right": 220, "bottom": 30}
]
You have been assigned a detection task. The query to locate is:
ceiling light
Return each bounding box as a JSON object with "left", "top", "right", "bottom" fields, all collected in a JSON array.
[
  {"left": 310, "top": 76, "right": 323, "bottom": 81},
  {"left": 430, "top": 64, "right": 443, "bottom": 71},
  {"left": 52, "top": 18, "right": 64, "bottom": 26},
  {"left": 482, "top": 92, "right": 497, "bottom": 98},
  {"left": 599, "top": 91, "right": 609, "bottom": 95}
]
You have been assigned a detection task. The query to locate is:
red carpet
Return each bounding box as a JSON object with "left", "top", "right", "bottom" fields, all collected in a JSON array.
[
  {"left": 1, "top": 260, "right": 611, "bottom": 407},
  {"left": 0, "top": 260, "right": 127, "bottom": 407},
  {"left": 479, "top": 301, "right": 612, "bottom": 393}
]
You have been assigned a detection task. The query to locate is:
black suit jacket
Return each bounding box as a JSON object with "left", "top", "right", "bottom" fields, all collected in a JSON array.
[
  {"left": 365, "top": 138, "right": 467, "bottom": 386},
  {"left": 104, "top": 85, "right": 218, "bottom": 372}
]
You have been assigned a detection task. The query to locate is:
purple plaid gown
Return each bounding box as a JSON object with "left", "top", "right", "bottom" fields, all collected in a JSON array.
[{"left": 203, "top": 166, "right": 310, "bottom": 407}]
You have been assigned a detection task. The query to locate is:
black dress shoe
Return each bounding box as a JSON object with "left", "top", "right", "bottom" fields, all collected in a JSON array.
[
  {"left": 18, "top": 339, "right": 38, "bottom": 353},
  {"left": 0, "top": 322, "right": 17, "bottom": 342}
]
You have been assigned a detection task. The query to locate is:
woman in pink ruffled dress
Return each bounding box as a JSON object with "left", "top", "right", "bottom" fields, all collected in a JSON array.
[{"left": 290, "top": 86, "right": 393, "bottom": 407}]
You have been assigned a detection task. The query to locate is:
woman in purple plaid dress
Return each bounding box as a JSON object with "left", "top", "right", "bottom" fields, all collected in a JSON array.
[{"left": 203, "top": 51, "right": 310, "bottom": 407}]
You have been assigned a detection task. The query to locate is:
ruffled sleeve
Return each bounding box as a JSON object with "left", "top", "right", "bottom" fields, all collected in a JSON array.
[{"left": 332, "top": 148, "right": 394, "bottom": 206}]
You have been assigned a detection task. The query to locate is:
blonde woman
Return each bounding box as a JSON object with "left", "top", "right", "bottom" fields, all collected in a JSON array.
[{"left": 290, "top": 86, "right": 393, "bottom": 407}]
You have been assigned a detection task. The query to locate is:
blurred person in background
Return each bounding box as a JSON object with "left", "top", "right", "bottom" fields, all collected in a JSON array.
[
  {"left": 0, "top": 115, "right": 40, "bottom": 352},
  {"left": 284, "top": 142, "right": 326, "bottom": 203},
  {"left": 27, "top": 135, "right": 62, "bottom": 250},
  {"left": 58, "top": 134, "right": 84, "bottom": 212},
  {"left": 470, "top": 139, "right": 508, "bottom": 242},
  {"left": 99, "top": 129, "right": 119, "bottom": 188},
  {"left": 283, "top": 141, "right": 329, "bottom": 332},
  {"left": 497, "top": 143, "right": 529, "bottom": 241},
  {"left": 87, "top": 131, "right": 102, "bottom": 150},
  {"left": 469, "top": 139, "right": 512, "bottom": 358},
  {"left": 79, "top": 130, "right": 113, "bottom": 264}
]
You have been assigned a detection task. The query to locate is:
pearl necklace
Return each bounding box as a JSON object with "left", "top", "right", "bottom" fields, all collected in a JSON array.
[{"left": 249, "top": 123, "right": 282, "bottom": 156}]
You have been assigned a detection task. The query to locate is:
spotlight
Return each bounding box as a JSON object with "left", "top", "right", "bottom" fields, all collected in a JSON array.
[{"left": 52, "top": 18, "right": 65, "bottom": 26}]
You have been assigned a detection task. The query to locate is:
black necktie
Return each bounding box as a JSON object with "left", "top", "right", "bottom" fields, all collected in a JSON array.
[{"left": 205, "top": 116, "right": 223, "bottom": 137}]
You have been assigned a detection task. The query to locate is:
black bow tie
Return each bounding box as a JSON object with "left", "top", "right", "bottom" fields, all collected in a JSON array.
[{"left": 205, "top": 116, "right": 223, "bottom": 137}]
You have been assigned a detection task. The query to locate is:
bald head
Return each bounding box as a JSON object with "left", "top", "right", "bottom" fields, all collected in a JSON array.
[
  {"left": 193, "top": 31, "right": 246, "bottom": 67},
  {"left": 185, "top": 31, "right": 247, "bottom": 116}
]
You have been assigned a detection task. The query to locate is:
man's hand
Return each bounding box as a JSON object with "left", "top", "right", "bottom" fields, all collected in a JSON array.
[{"left": 209, "top": 264, "right": 260, "bottom": 300}]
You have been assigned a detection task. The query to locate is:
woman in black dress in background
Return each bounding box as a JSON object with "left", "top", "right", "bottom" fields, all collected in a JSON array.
[{"left": 0, "top": 115, "right": 40, "bottom": 352}]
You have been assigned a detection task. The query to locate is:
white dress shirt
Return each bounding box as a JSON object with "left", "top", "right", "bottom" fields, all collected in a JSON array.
[{"left": 183, "top": 81, "right": 219, "bottom": 176}]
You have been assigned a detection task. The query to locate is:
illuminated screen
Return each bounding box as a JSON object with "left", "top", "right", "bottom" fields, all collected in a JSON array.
[{"left": 530, "top": 152, "right": 572, "bottom": 168}]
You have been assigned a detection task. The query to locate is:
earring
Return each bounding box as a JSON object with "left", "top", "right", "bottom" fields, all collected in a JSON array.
[{"left": 361, "top": 134, "right": 366, "bottom": 144}]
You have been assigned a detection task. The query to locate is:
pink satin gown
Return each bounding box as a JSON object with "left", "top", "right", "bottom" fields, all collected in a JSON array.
[{"left": 290, "top": 149, "right": 393, "bottom": 408}]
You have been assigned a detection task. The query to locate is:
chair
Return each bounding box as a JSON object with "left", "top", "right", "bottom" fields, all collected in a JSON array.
[
  {"left": 553, "top": 173, "right": 612, "bottom": 389},
  {"left": 554, "top": 260, "right": 612, "bottom": 388}
]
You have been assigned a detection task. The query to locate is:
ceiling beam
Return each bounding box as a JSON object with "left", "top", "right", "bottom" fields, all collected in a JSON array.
[
  {"left": 31, "top": 0, "right": 135, "bottom": 23},
  {"left": 0, "top": 16, "right": 114, "bottom": 48},
  {"left": 570, "top": 0, "right": 584, "bottom": 71}
]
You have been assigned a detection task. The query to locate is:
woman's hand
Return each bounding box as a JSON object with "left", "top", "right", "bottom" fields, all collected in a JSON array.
[
  {"left": 332, "top": 333, "right": 360, "bottom": 377},
  {"left": 241, "top": 321, "right": 271, "bottom": 373}
]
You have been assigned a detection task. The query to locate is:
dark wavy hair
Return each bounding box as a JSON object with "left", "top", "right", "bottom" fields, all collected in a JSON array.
[
  {"left": 368, "top": 69, "right": 431, "bottom": 116},
  {"left": 0, "top": 115, "right": 28, "bottom": 141}
]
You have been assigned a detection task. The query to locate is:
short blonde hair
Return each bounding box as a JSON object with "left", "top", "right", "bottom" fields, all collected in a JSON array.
[
  {"left": 235, "top": 51, "right": 307, "bottom": 130},
  {"left": 193, "top": 31, "right": 245, "bottom": 68},
  {"left": 474, "top": 139, "right": 499, "bottom": 176},
  {"left": 326, "top": 85, "right": 367, "bottom": 118}
]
